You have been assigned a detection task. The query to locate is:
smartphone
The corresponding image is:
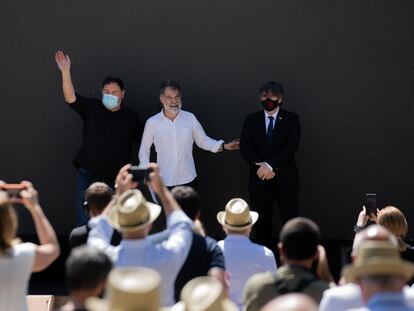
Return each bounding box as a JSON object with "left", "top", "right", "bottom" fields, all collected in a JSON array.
[
  {"left": 128, "top": 166, "right": 153, "bottom": 183},
  {"left": 0, "top": 184, "right": 27, "bottom": 203},
  {"left": 364, "top": 193, "right": 377, "bottom": 216}
]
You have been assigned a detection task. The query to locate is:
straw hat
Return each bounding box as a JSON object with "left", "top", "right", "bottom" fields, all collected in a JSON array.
[
  {"left": 342, "top": 240, "right": 414, "bottom": 283},
  {"left": 86, "top": 267, "right": 161, "bottom": 311},
  {"left": 170, "top": 277, "right": 238, "bottom": 311},
  {"left": 107, "top": 189, "right": 161, "bottom": 232},
  {"left": 216, "top": 198, "right": 258, "bottom": 230}
]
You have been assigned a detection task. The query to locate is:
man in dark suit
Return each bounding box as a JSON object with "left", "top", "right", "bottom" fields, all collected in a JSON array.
[{"left": 240, "top": 81, "right": 300, "bottom": 248}]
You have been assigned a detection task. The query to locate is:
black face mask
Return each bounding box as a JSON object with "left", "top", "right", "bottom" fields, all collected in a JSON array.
[{"left": 261, "top": 98, "right": 279, "bottom": 111}]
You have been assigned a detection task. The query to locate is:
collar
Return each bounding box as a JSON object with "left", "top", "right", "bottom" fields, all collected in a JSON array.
[
  {"left": 264, "top": 108, "right": 279, "bottom": 119},
  {"left": 225, "top": 234, "right": 250, "bottom": 241},
  {"left": 160, "top": 109, "right": 182, "bottom": 121},
  {"left": 120, "top": 237, "right": 150, "bottom": 249},
  {"left": 367, "top": 292, "right": 406, "bottom": 307}
]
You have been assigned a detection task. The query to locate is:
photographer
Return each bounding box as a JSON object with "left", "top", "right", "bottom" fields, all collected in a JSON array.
[{"left": 0, "top": 181, "right": 60, "bottom": 311}]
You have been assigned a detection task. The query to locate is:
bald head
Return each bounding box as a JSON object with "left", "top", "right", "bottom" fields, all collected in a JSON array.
[
  {"left": 352, "top": 225, "right": 398, "bottom": 257},
  {"left": 260, "top": 294, "right": 318, "bottom": 311}
]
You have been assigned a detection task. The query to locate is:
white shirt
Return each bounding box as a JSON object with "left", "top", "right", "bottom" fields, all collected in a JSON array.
[
  {"left": 87, "top": 210, "right": 193, "bottom": 307},
  {"left": 218, "top": 235, "right": 277, "bottom": 309},
  {"left": 0, "top": 242, "right": 36, "bottom": 311},
  {"left": 139, "top": 110, "right": 224, "bottom": 186},
  {"left": 320, "top": 283, "right": 414, "bottom": 311},
  {"left": 264, "top": 109, "right": 279, "bottom": 133}
]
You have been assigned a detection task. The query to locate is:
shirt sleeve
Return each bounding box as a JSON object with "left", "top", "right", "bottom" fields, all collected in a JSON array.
[
  {"left": 158, "top": 210, "right": 194, "bottom": 270},
  {"left": 87, "top": 215, "right": 117, "bottom": 262},
  {"left": 206, "top": 236, "right": 226, "bottom": 270},
  {"left": 191, "top": 114, "right": 224, "bottom": 153},
  {"left": 138, "top": 119, "right": 154, "bottom": 165},
  {"left": 69, "top": 93, "right": 96, "bottom": 120}
]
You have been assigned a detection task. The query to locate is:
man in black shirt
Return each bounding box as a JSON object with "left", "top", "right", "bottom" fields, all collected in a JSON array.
[{"left": 55, "top": 50, "right": 143, "bottom": 226}]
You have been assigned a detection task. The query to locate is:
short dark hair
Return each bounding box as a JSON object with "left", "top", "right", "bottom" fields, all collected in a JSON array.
[
  {"left": 66, "top": 245, "right": 113, "bottom": 291},
  {"left": 279, "top": 217, "right": 321, "bottom": 260},
  {"left": 160, "top": 80, "right": 181, "bottom": 95},
  {"left": 259, "top": 81, "right": 284, "bottom": 95},
  {"left": 102, "top": 76, "right": 125, "bottom": 91},
  {"left": 84, "top": 182, "right": 113, "bottom": 214},
  {"left": 171, "top": 186, "right": 199, "bottom": 220}
]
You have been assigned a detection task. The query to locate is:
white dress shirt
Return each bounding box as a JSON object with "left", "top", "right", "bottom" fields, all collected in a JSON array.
[
  {"left": 87, "top": 210, "right": 193, "bottom": 307},
  {"left": 320, "top": 283, "right": 414, "bottom": 311},
  {"left": 218, "top": 235, "right": 277, "bottom": 310},
  {"left": 139, "top": 110, "right": 224, "bottom": 187}
]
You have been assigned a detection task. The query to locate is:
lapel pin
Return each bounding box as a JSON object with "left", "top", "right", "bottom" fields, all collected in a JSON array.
[{"left": 278, "top": 116, "right": 282, "bottom": 120}]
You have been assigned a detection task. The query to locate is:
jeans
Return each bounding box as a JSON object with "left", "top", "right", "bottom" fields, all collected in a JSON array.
[{"left": 75, "top": 167, "right": 100, "bottom": 226}]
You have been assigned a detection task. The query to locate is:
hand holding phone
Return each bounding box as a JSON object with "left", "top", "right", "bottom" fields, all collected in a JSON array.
[
  {"left": 0, "top": 183, "right": 27, "bottom": 203},
  {"left": 364, "top": 193, "right": 377, "bottom": 217},
  {"left": 128, "top": 166, "right": 153, "bottom": 184}
]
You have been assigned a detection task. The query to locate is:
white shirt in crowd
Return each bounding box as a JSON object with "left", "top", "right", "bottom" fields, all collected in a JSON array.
[
  {"left": 87, "top": 210, "right": 193, "bottom": 307},
  {"left": 218, "top": 234, "right": 277, "bottom": 310},
  {"left": 138, "top": 110, "right": 224, "bottom": 187},
  {"left": 319, "top": 283, "right": 414, "bottom": 311},
  {"left": 0, "top": 243, "right": 36, "bottom": 311}
]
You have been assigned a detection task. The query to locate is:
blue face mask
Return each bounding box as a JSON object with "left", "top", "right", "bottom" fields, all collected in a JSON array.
[{"left": 102, "top": 94, "right": 119, "bottom": 110}]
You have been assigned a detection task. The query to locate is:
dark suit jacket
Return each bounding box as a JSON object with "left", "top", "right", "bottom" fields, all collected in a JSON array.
[{"left": 240, "top": 109, "right": 300, "bottom": 189}]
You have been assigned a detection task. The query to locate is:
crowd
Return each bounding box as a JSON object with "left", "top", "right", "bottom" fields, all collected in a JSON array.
[{"left": 1, "top": 165, "right": 414, "bottom": 311}]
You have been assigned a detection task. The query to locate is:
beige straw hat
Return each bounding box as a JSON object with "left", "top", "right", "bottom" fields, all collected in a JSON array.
[
  {"left": 107, "top": 189, "right": 161, "bottom": 232},
  {"left": 216, "top": 198, "right": 258, "bottom": 231},
  {"left": 342, "top": 240, "right": 414, "bottom": 283},
  {"left": 170, "top": 276, "right": 238, "bottom": 311},
  {"left": 86, "top": 267, "right": 161, "bottom": 311}
]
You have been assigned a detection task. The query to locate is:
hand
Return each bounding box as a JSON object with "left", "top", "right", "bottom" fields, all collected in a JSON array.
[
  {"left": 148, "top": 163, "right": 165, "bottom": 195},
  {"left": 255, "top": 162, "right": 275, "bottom": 180},
  {"left": 20, "top": 181, "right": 40, "bottom": 210},
  {"left": 115, "top": 164, "right": 138, "bottom": 196},
  {"left": 224, "top": 139, "right": 240, "bottom": 151},
  {"left": 369, "top": 208, "right": 380, "bottom": 223},
  {"left": 54, "top": 50, "right": 71, "bottom": 72},
  {"left": 356, "top": 206, "right": 369, "bottom": 227}
]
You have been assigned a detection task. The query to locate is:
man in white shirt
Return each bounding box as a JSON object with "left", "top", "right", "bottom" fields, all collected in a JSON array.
[
  {"left": 216, "top": 198, "right": 277, "bottom": 309},
  {"left": 87, "top": 163, "right": 193, "bottom": 307},
  {"left": 139, "top": 80, "right": 239, "bottom": 188}
]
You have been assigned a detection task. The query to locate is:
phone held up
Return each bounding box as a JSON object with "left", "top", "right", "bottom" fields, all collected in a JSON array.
[
  {"left": 0, "top": 183, "right": 27, "bottom": 204},
  {"left": 127, "top": 166, "right": 153, "bottom": 184},
  {"left": 364, "top": 193, "right": 377, "bottom": 216}
]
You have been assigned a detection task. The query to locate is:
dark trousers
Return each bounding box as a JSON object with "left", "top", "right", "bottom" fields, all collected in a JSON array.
[
  {"left": 75, "top": 167, "right": 100, "bottom": 226},
  {"left": 249, "top": 176, "right": 298, "bottom": 249}
]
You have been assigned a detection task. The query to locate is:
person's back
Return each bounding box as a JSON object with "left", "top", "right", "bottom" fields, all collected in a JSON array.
[
  {"left": 218, "top": 235, "right": 276, "bottom": 308},
  {"left": 149, "top": 230, "right": 225, "bottom": 301},
  {"left": 243, "top": 218, "right": 328, "bottom": 311},
  {"left": 0, "top": 243, "right": 36, "bottom": 311},
  {"left": 216, "top": 198, "right": 277, "bottom": 309}
]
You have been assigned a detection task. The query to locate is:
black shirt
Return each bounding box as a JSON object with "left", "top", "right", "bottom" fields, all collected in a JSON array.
[
  {"left": 69, "top": 223, "right": 122, "bottom": 249},
  {"left": 148, "top": 230, "right": 225, "bottom": 301},
  {"left": 69, "top": 94, "right": 143, "bottom": 184}
]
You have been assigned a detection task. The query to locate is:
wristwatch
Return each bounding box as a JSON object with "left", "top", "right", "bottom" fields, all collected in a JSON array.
[{"left": 354, "top": 224, "right": 365, "bottom": 233}]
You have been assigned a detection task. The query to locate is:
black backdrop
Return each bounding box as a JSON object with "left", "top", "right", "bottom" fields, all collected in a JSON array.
[{"left": 1, "top": 0, "right": 413, "bottom": 240}]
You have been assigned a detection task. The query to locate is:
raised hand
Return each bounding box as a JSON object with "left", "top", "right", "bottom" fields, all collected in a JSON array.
[{"left": 54, "top": 50, "right": 71, "bottom": 72}]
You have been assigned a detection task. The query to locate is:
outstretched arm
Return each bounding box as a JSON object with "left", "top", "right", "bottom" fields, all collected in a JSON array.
[
  {"left": 55, "top": 50, "right": 76, "bottom": 104},
  {"left": 20, "top": 181, "right": 60, "bottom": 272}
]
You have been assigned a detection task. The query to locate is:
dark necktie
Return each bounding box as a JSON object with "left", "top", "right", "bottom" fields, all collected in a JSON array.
[{"left": 267, "top": 116, "right": 274, "bottom": 143}]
